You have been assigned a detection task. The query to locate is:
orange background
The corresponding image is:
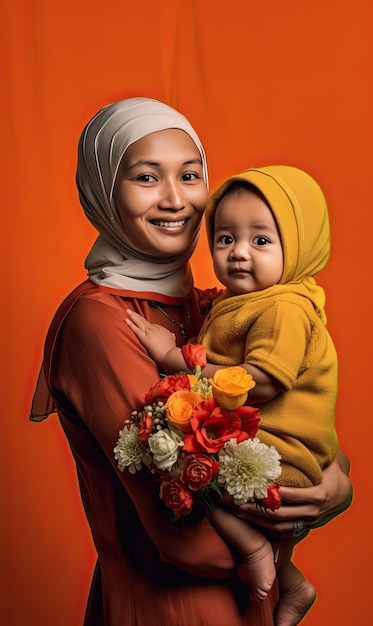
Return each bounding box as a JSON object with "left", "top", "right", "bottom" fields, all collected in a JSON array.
[{"left": 1, "top": 1, "right": 372, "bottom": 624}]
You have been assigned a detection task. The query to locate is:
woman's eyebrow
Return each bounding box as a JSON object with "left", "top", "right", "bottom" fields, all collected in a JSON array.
[
  {"left": 128, "top": 157, "right": 202, "bottom": 170},
  {"left": 127, "top": 160, "right": 161, "bottom": 170},
  {"left": 184, "top": 158, "right": 203, "bottom": 166}
]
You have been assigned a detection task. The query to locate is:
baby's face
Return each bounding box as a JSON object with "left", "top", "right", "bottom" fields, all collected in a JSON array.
[{"left": 212, "top": 191, "right": 283, "bottom": 295}]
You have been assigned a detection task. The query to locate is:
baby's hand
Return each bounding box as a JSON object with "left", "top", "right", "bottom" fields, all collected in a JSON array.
[{"left": 125, "top": 309, "right": 177, "bottom": 366}]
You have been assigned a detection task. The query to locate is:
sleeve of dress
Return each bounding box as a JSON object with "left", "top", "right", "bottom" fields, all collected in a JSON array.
[{"left": 53, "top": 294, "right": 236, "bottom": 579}]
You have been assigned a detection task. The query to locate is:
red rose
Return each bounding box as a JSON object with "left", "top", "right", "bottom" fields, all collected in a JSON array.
[
  {"left": 182, "top": 454, "right": 219, "bottom": 491},
  {"left": 137, "top": 412, "right": 154, "bottom": 444},
  {"left": 145, "top": 373, "right": 190, "bottom": 404},
  {"left": 181, "top": 344, "right": 207, "bottom": 371},
  {"left": 261, "top": 483, "right": 281, "bottom": 511},
  {"left": 159, "top": 479, "right": 193, "bottom": 517},
  {"left": 182, "top": 398, "right": 260, "bottom": 454}
]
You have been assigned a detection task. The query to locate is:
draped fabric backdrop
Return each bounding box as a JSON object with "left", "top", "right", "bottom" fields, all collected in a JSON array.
[{"left": 1, "top": 1, "right": 371, "bottom": 624}]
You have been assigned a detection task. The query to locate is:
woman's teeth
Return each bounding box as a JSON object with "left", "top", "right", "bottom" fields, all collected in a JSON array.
[{"left": 154, "top": 220, "right": 185, "bottom": 228}]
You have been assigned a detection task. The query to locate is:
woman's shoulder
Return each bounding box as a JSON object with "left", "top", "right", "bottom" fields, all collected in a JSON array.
[
  {"left": 45, "top": 281, "right": 133, "bottom": 348},
  {"left": 54, "top": 280, "right": 146, "bottom": 319}
]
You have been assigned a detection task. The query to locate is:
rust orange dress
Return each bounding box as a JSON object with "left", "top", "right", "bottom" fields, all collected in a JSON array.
[{"left": 37, "top": 280, "right": 279, "bottom": 625}]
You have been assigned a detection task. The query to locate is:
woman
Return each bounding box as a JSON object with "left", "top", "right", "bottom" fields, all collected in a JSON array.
[{"left": 31, "top": 97, "right": 352, "bottom": 626}]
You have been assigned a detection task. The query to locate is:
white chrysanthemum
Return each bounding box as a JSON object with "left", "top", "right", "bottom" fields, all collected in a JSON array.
[
  {"left": 114, "top": 425, "right": 146, "bottom": 474},
  {"left": 218, "top": 437, "right": 282, "bottom": 505}
]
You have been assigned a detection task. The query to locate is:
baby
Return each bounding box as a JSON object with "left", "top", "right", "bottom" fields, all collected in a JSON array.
[{"left": 126, "top": 166, "right": 338, "bottom": 626}]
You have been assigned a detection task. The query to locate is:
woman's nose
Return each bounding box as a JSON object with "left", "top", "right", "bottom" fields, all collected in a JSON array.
[{"left": 158, "top": 179, "right": 185, "bottom": 210}]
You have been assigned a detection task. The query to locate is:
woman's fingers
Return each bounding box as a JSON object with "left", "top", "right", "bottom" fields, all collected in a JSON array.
[
  {"left": 233, "top": 508, "right": 302, "bottom": 536},
  {"left": 279, "top": 484, "right": 326, "bottom": 506}
]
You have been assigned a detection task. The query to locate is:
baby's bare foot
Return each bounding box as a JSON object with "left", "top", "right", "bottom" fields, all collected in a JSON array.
[
  {"left": 237, "top": 539, "right": 276, "bottom": 603},
  {"left": 276, "top": 564, "right": 316, "bottom": 625}
]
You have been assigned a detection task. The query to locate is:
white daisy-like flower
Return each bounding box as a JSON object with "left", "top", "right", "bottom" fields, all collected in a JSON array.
[
  {"left": 114, "top": 425, "right": 146, "bottom": 474},
  {"left": 218, "top": 437, "right": 282, "bottom": 505}
]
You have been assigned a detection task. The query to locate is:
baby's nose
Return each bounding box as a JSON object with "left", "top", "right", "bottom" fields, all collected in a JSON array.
[{"left": 231, "top": 245, "right": 250, "bottom": 260}]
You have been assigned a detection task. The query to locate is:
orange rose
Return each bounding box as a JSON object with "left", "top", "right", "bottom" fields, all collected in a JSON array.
[
  {"left": 165, "top": 390, "right": 203, "bottom": 432},
  {"left": 209, "top": 367, "right": 256, "bottom": 410}
]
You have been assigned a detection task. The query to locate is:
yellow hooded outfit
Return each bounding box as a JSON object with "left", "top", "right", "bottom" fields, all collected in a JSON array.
[{"left": 198, "top": 166, "right": 338, "bottom": 487}]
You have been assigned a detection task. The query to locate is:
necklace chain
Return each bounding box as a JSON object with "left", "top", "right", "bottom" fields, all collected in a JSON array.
[{"left": 149, "top": 301, "right": 191, "bottom": 340}]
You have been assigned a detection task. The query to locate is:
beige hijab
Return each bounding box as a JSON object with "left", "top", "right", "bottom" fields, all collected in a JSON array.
[{"left": 77, "top": 97, "right": 208, "bottom": 297}]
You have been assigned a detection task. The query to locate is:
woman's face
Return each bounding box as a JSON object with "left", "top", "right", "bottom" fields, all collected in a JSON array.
[{"left": 114, "top": 129, "right": 208, "bottom": 257}]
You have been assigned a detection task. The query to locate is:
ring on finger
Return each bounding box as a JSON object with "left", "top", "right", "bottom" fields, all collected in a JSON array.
[{"left": 293, "top": 520, "right": 307, "bottom": 537}]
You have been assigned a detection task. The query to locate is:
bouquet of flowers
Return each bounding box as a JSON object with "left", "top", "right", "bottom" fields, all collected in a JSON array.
[{"left": 114, "top": 344, "right": 282, "bottom": 519}]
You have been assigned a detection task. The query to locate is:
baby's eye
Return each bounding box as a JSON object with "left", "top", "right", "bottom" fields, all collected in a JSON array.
[
  {"left": 253, "top": 236, "right": 270, "bottom": 246},
  {"left": 136, "top": 174, "right": 157, "bottom": 183},
  {"left": 217, "top": 235, "right": 233, "bottom": 245}
]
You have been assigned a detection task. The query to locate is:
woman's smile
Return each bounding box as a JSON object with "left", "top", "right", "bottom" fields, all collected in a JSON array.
[{"left": 149, "top": 218, "right": 188, "bottom": 229}]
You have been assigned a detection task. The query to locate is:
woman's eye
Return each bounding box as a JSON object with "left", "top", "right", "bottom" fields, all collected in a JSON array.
[
  {"left": 217, "top": 235, "right": 233, "bottom": 245},
  {"left": 181, "top": 172, "right": 199, "bottom": 181},
  {"left": 137, "top": 174, "right": 157, "bottom": 183},
  {"left": 253, "top": 236, "right": 270, "bottom": 246}
]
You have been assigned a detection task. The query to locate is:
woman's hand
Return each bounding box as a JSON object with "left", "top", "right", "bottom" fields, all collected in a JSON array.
[{"left": 224, "top": 450, "right": 352, "bottom": 536}]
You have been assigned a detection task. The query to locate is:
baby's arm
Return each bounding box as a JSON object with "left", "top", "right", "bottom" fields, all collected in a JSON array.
[
  {"left": 203, "top": 361, "right": 283, "bottom": 403},
  {"left": 125, "top": 309, "right": 283, "bottom": 401},
  {"left": 125, "top": 309, "right": 187, "bottom": 371}
]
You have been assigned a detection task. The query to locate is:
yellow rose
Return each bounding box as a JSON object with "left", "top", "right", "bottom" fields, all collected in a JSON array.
[
  {"left": 209, "top": 367, "right": 256, "bottom": 410},
  {"left": 165, "top": 390, "right": 203, "bottom": 432}
]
